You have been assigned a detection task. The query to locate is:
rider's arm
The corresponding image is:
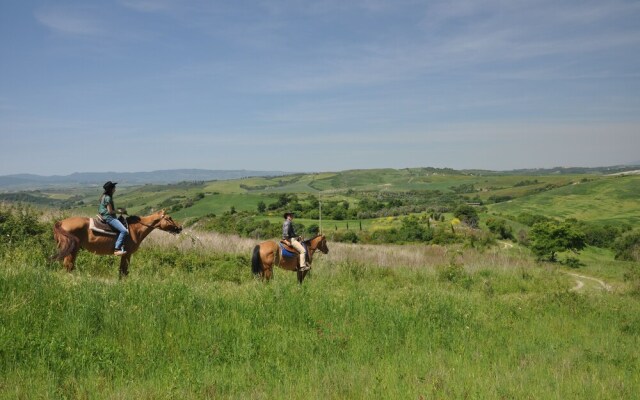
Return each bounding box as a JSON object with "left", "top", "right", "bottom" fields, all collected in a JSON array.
[{"left": 106, "top": 201, "right": 116, "bottom": 216}]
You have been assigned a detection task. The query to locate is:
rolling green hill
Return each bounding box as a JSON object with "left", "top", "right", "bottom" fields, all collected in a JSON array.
[
  {"left": 2, "top": 168, "right": 638, "bottom": 232},
  {"left": 490, "top": 175, "right": 640, "bottom": 226}
]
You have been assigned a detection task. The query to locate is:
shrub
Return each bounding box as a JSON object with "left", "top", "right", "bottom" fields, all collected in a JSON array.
[
  {"left": 332, "top": 230, "right": 359, "bottom": 243},
  {"left": 466, "top": 230, "right": 496, "bottom": 250},
  {"left": 562, "top": 257, "right": 584, "bottom": 268},
  {"left": 397, "top": 216, "right": 432, "bottom": 243},
  {"left": 485, "top": 217, "right": 514, "bottom": 240},
  {"left": 437, "top": 260, "right": 473, "bottom": 289},
  {"left": 516, "top": 213, "right": 552, "bottom": 227},
  {"left": 0, "top": 204, "right": 53, "bottom": 265},
  {"left": 0, "top": 204, "right": 49, "bottom": 243},
  {"left": 614, "top": 230, "right": 640, "bottom": 262},
  {"left": 432, "top": 226, "right": 459, "bottom": 245},
  {"left": 368, "top": 229, "right": 400, "bottom": 244},
  {"left": 200, "top": 213, "right": 280, "bottom": 239}
]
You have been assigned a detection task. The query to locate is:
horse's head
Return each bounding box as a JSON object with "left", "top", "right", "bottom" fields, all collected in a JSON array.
[
  {"left": 310, "top": 234, "right": 329, "bottom": 254},
  {"left": 155, "top": 210, "right": 183, "bottom": 235}
]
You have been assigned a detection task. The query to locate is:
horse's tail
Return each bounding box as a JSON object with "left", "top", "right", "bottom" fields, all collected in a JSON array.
[
  {"left": 51, "top": 222, "right": 79, "bottom": 261},
  {"left": 251, "top": 244, "right": 262, "bottom": 275}
]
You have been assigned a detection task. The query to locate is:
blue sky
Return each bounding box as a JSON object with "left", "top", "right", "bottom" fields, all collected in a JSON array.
[{"left": 1, "top": 0, "right": 639, "bottom": 175}]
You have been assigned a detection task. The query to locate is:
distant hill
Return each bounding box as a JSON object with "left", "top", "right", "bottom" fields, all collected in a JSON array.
[
  {"left": 2, "top": 164, "right": 639, "bottom": 192},
  {"left": 0, "top": 169, "right": 289, "bottom": 191},
  {"left": 497, "top": 165, "right": 640, "bottom": 175}
]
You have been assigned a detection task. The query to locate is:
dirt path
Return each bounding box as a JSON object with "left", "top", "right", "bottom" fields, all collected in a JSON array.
[
  {"left": 561, "top": 271, "right": 612, "bottom": 292},
  {"left": 493, "top": 242, "right": 612, "bottom": 292}
]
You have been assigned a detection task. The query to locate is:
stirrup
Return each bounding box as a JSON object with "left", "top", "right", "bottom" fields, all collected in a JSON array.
[
  {"left": 114, "top": 249, "right": 127, "bottom": 256},
  {"left": 298, "top": 264, "right": 310, "bottom": 272}
]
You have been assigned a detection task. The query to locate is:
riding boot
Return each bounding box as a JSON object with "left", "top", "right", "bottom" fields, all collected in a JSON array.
[
  {"left": 291, "top": 238, "right": 309, "bottom": 271},
  {"left": 298, "top": 254, "right": 310, "bottom": 271}
]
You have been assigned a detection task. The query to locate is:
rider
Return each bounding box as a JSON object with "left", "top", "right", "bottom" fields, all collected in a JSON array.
[
  {"left": 282, "top": 212, "right": 309, "bottom": 271},
  {"left": 99, "top": 181, "right": 128, "bottom": 256}
]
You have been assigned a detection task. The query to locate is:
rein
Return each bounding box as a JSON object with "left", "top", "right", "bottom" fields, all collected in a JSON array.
[
  {"left": 135, "top": 221, "right": 157, "bottom": 229},
  {"left": 304, "top": 235, "right": 326, "bottom": 254},
  {"left": 128, "top": 216, "right": 160, "bottom": 230},
  {"left": 131, "top": 214, "right": 180, "bottom": 233}
]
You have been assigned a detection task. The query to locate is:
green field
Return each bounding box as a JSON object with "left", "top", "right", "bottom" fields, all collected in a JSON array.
[
  {"left": 2, "top": 238, "right": 640, "bottom": 398},
  {"left": 2, "top": 167, "right": 640, "bottom": 398},
  {"left": 490, "top": 175, "right": 640, "bottom": 225}
]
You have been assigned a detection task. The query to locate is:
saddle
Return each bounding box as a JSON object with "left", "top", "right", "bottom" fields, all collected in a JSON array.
[
  {"left": 90, "top": 214, "right": 128, "bottom": 236},
  {"left": 279, "top": 240, "right": 309, "bottom": 262}
]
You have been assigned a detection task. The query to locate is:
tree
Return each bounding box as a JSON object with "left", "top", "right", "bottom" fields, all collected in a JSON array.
[
  {"left": 306, "top": 224, "right": 320, "bottom": 236},
  {"left": 486, "top": 217, "right": 513, "bottom": 240},
  {"left": 308, "top": 195, "right": 320, "bottom": 209},
  {"left": 529, "top": 221, "right": 586, "bottom": 262},
  {"left": 454, "top": 204, "right": 479, "bottom": 228},
  {"left": 257, "top": 201, "right": 266, "bottom": 213}
]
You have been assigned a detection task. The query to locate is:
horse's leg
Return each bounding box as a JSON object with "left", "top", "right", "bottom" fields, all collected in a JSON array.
[
  {"left": 119, "top": 254, "right": 131, "bottom": 279},
  {"left": 264, "top": 266, "right": 273, "bottom": 281},
  {"left": 257, "top": 243, "right": 277, "bottom": 282},
  {"left": 63, "top": 251, "right": 77, "bottom": 272},
  {"left": 297, "top": 269, "right": 311, "bottom": 284}
]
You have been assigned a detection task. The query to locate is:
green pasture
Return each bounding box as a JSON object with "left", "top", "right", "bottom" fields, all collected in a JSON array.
[
  {"left": 575, "top": 246, "right": 636, "bottom": 281},
  {"left": 202, "top": 174, "right": 321, "bottom": 194},
  {"left": 172, "top": 193, "right": 269, "bottom": 220},
  {"left": 490, "top": 175, "right": 640, "bottom": 225},
  {"left": 299, "top": 169, "right": 590, "bottom": 194},
  {"left": 2, "top": 241, "right": 640, "bottom": 399}
]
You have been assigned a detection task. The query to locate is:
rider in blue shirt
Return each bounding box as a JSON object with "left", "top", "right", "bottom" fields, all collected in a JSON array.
[{"left": 99, "top": 181, "right": 128, "bottom": 256}]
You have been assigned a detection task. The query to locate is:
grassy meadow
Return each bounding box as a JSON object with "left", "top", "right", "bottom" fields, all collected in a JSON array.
[
  {"left": 2, "top": 228, "right": 640, "bottom": 399},
  {"left": 490, "top": 175, "right": 640, "bottom": 225},
  {"left": 2, "top": 168, "right": 640, "bottom": 398}
]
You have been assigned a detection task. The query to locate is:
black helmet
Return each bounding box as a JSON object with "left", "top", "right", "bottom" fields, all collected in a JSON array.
[{"left": 103, "top": 181, "right": 117, "bottom": 191}]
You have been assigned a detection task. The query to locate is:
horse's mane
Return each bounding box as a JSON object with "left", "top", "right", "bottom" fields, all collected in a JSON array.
[
  {"left": 126, "top": 216, "right": 141, "bottom": 224},
  {"left": 304, "top": 234, "right": 323, "bottom": 244}
]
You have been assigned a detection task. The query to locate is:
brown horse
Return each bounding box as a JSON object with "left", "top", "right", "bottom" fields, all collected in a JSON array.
[
  {"left": 52, "top": 210, "right": 182, "bottom": 278},
  {"left": 251, "top": 235, "right": 329, "bottom": 283}
]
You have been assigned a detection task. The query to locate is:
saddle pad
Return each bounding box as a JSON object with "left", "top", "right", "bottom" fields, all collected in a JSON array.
[
  {"left": 90, "top": 217, "right": 118, "bottom": 236},
  {"left": 279, "top": 243, "right": 297, "bottom": 258}
]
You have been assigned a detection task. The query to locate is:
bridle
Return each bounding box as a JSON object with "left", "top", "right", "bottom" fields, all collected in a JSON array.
[
  {"left": 305, "top": 235, "right": 328, "bottom": 254},
  {"left": 135, "top": 214, "right": 177, "bottom": 231}
]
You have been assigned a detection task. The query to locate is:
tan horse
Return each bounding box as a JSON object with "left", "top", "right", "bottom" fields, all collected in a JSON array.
[
  {"left": 52, "top": 210, "right": 182, "bottom": 278},
  {"left": 251, "top": 235, "right": 329, "bottom": 283}
]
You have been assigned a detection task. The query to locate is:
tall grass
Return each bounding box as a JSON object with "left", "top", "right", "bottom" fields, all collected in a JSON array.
[
  {"left": 147, "top": 229, "right": 532, "bottom": 272},
  {"left": 2, "top": 231, "right": 640, "bottom": 399}
]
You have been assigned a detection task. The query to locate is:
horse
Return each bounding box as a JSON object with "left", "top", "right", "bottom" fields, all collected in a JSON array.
[
  {"left": 52, "top": 209, "right": 182, "bottom": 278},
  {"left": 251, "top": 235, "right": 329, "bottom": 283}
]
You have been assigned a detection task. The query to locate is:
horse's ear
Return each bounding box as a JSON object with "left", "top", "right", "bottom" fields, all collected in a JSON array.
[{"left": 160, "top": 209, "right": 166, "bottom": 216}]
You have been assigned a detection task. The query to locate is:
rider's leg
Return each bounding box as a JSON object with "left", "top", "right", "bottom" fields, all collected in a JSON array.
[
  {"left": 290, "top": 238, "right": 308, "bottom": 271},
  {"left": 107, "top": 218, "right": 129, "bottom": 254}
]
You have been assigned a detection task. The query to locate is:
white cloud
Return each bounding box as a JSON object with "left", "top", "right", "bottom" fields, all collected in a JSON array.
[{"left": 35, "top": 7, "right": 105, "bottom": 36}]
